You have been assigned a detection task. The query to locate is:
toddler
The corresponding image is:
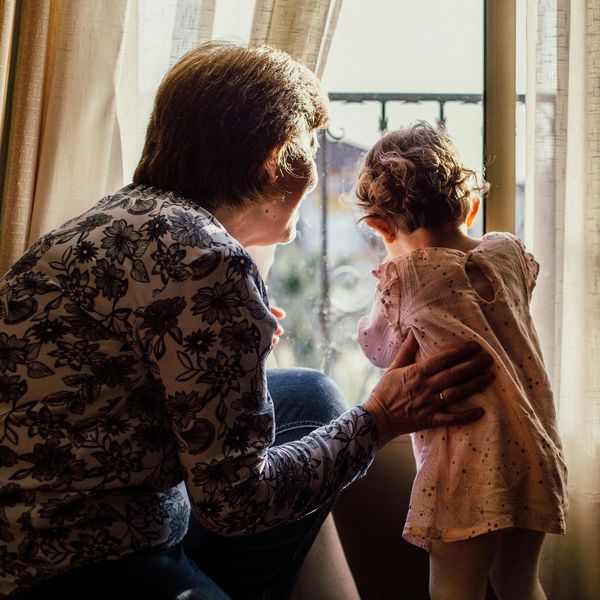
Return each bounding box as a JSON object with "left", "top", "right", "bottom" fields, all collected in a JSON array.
[{"left": 356, "top": 122, "right": 567, "bottom": 600}]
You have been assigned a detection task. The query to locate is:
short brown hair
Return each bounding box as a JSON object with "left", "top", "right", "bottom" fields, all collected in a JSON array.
[
  {"left": 355, "top": 122, "right": 487, "bottom": 233},
  {"left": 133, "top": 42, "right": 328, "bottom": 211}
]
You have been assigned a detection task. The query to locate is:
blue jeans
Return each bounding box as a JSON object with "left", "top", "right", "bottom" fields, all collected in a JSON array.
[{"left": 14, "top": 368, "right": 348, "bottom": 600}]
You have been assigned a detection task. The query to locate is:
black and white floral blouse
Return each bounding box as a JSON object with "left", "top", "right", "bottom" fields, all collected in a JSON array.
[{"left": 0, "top": 185, "right": 378, "bottom": 596}]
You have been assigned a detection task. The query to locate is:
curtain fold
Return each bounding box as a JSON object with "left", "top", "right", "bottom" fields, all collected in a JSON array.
[
  {"left": 250, "top": 0, "right": 342, "bottom": 75},
  {"left": 27, "top": 0, "right": 129, "bottom": 245},
  {"left": 527, "top": 1, "right": 600, "bottom": 598},
  {"left": 0, "top": 0, "right": 53, "bottom": 276},
  {"left": 0, "top": 0, "right": 17, "bottom": 135},
  {"left": 170, "top": 0, "right": 216, "bottom": 64}
]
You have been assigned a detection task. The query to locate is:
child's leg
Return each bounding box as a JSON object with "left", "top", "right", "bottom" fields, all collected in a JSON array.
[
  {"left": 490, "top": 529, "right": 547, "bottom": 600},
  {"left": 429, "top": 532, "right": 502, "bottom": 600}
]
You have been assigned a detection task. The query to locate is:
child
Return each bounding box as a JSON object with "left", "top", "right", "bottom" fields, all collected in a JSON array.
[{"left": 355, "top": 122, "right": 567, "bottom": 600}]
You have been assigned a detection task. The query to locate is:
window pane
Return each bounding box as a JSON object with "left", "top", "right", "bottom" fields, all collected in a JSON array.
[{"left": 269, "top": 0, "right": 485, "bottom": 406}]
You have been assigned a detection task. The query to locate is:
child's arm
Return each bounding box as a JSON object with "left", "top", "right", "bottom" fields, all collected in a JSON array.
[{"left": 357, "top": 268, "right": 405, "bottom": 369}]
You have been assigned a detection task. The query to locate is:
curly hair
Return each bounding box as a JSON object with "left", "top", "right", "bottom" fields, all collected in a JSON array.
[
  {"left": 134, "top": 42, "right": 328, "bottom": 212},
  {"left": 355, "top": 122, "right": 488, "bottom": 234}
]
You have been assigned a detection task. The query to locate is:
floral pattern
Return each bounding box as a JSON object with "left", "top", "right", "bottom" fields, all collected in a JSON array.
[{"left": 0, "top": 184, "right": 377, "bottom": 597}]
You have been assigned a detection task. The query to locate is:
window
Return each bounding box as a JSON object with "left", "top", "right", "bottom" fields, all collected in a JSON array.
[
  {"left": 269, "top": 0, "right": 493, "bottom": 405},
  {"left": 121, "top": 0, "right": 520, "bottom": 408}
]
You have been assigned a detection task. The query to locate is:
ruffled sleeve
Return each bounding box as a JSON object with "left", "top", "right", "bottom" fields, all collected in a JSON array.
[
  {"left": 505, "top": 233, "right": 540, "bottom": 296},
  {"left": 357, "top": 260, "right": 405, "bottom": 368}
]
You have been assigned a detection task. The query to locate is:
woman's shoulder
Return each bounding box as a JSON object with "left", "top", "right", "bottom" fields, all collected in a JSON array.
[{"left": 91, "top": 185, "right": 261, "bottom": 290}]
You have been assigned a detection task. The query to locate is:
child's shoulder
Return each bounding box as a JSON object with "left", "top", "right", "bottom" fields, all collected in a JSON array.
[
  {"left": 474, "top": 231, "right": 535, "bottom": 263},
  {"left": 478, "top": 231, "right": 514, "bottom": 242},
  {"left": 472, "top": 232, "right": 539, "bottom": 293},
  {"left": 478, "top": 230, "right": 527, "bottom": 249},
  {"left": 373, "top": 247, "right": 468, "bottom": 286}
]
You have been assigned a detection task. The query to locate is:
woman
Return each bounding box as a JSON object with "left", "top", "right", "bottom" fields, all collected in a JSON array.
[{"left": 0, "top": 42, "right": 493, "bottom": 599}]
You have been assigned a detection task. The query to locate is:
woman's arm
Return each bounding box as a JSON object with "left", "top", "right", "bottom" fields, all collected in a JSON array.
[
  {"left": 146, "top": 246, "right": 378, "bottom": 536},
  {"left": 146, "top": 246, "right": 493, "bottom": 536}
]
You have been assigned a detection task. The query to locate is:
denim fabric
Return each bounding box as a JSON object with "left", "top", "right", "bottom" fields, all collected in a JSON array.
[
  {"left": 12, "top": 368, "right": 348, "bottom": 600},
  {"left": 9, "top": 545, "right": 229, "bottom": 600}
]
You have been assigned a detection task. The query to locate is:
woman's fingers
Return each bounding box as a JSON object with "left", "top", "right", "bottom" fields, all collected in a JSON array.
[
  {"left": 270, "top": 306, "right": 285, "bottom": 344},
  {"left": 387, "top": 330, "right": 419, "bottom": 370},
  {"left": 270, "top": 305, "right": 286, "bottom": 319},
  {"left": 428, "top": 353, "right": 494, "bottom": 397},
  {"left": 418, "top": 341, "right": 484, "bottom": 377},
  {"left": 429, "top": 407, "right": 485, "bottom": 428},
  {"left": 435, "top": 371, "right": 495, "bottom": 409}
]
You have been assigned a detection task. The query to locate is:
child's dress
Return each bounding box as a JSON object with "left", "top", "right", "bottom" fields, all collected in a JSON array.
[{"left": 358, "top": 232, "right": 568, "bottom": 550}]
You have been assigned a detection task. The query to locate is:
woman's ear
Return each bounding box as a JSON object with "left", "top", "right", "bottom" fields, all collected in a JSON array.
[
  {"left": 466, "top": 197, "right": 481, "bottom": 229},
  {"left": 365, "top": 217, "right": 396, "bottom": 243}
]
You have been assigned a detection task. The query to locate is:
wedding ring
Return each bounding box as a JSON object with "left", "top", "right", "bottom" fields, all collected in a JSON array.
[{"left": 439, "top": 391, "right": 446, "bottom": 403}]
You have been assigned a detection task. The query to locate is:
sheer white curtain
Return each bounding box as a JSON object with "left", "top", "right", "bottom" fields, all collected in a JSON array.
[{"left": 526, "top": 1, "right": 600, "bottom": 598}]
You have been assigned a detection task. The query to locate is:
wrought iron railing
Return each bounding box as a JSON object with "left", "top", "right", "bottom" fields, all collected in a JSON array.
[{"left": 329, "top": 92, "right": 484, "bottom": 131}]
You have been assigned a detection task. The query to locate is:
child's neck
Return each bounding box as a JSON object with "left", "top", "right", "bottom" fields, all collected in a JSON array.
[{"left": 384, "top": 222, "right": 481, "bottom": 258}]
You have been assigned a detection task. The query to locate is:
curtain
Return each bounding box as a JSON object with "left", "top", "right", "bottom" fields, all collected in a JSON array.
[
  {"left": 0, "top": 0, "right": 54, "bottom": 276},
  {"left": 0, "top": 0, "right": 129, "bottom": 275},
  {"left": 251, "top": 0, "right": 342, "bottom": 77},
  {"left": 0, "top": 0, "right": 342, "bottom": 277},
  {"left": 526, "top": 1, "right": 600, "bottom": 598}
]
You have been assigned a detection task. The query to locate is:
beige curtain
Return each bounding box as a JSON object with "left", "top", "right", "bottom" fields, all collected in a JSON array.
[
  {"left": 0, "top": 0, "right": 54, "bottom": 275},
  {"left": 0, "top": 0, "right": 342, "bottom": 278},
  {"left": 0, "top": 0, "right": 128, "bottom": 275},
  {"left": 27, "top": 0, "right": 129, "bottom": 245},
  {"left": 527, "top": 1, "right": 600, "bottom": 598},
  {"left": 251, "top": 0, "right": 342, "bottom": 76}
]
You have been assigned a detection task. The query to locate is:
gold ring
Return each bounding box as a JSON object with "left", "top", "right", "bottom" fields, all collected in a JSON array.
[{"left": 439, "top": 391, "right": 446, "bottom": 403}]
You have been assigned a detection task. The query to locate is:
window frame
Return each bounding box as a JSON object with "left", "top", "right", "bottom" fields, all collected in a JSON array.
[{"left": 483, "top": 0, "right": 517, "bottom": 232}]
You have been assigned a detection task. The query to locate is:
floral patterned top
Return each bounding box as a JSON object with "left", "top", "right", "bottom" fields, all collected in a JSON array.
[{"left": 0, "top": 184, "right": 377, "bottom": 596}]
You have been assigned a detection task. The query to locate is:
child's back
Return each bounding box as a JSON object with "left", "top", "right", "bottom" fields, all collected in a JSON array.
[{"left": 355, "top": 122, "right": 567, "bottom": 600}]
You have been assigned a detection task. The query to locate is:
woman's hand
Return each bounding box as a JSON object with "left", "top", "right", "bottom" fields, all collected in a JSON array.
[
  {"left": 363, "top": 331, "right": 494, "bottom": 447},
  {"left": 270, "top": 306, "right": 285, "bottom": 345}
]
